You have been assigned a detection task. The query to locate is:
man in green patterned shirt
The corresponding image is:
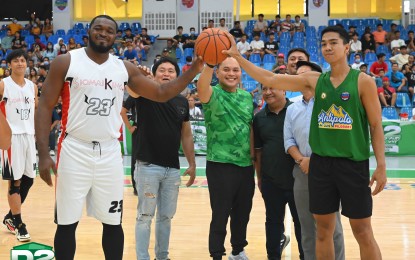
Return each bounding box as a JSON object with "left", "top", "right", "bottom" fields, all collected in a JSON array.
[{"left": 197, "top": 57, "right": 255, "bottom": 260}]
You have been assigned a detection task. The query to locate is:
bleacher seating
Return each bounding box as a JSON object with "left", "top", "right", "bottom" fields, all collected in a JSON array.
[
  {"left": 400, "top": 107, "right": 413, "bottom": 119},
  {"left": 382, "top": 107, "right": 399, "bottom": 119},
  {"left": 396, "top": 93, "right": 411, "bottom": 108},
  {"left": 263, "top": 54, "right": 276, "bottom": 64}
]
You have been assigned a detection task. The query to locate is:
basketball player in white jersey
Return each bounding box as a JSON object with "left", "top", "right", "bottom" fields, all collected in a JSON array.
[
  {"left": 35, "top": 15, "right": 202, "bottom": 260},
  {"left": 0, "top": 49, "right": 38, "bottom": 242},
  {"left": 0, "top": 110, "right": 11, "bottom": 149}
]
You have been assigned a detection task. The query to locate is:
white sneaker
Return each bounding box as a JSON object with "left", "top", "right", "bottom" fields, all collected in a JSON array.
[
  {"left": 16, "top": 223, "right": 31, "bottom": 242},
  {"left": 228, "top": 250, "right": 249, "bottom": 260},
  {"left": 49, "top": 150, "right": 55, "bottom": 156}
]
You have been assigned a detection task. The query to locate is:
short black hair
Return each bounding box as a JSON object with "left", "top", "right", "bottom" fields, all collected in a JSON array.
[
  {"left": 152, "top": 57, "right": 180, "bottom": 76},
  {"left": 39, "top": 65, "right": 47, "bottom": 70},
  {"left": 409, "top": 30, "right": 414, "bottom": 34},
  {"left": 321, "top": 25, "right": 349, "bottom": 44},
  {"left": 220, "top": 18, "right": 225, "bottom": 22},
  {"left": 185, "top": 56, "right": 192, "bottom": 62},
  {"left": 276, "top": 15, "right": 281, "bottom": 18},
  {"left": 287, "top": 48, "right": 310, "bottom": 61},
  {"left": 360, "top": 64, "right": 368, "bottom": 69},
  {"left": 234, "top": 21, "right": 240, "bottom": 25},
  {"left": 90, "top": 15, "right": 118, "bottom": 31},
  {"left": 377, "top": 23, "right": 383, "bottom": 27},
  {"left": 377, "top": 53, "right": 386, "bottom": 59},
  {"left": 400, "top": 45, "right": 407, "bottom": 49},
  {"left": 258, "top": 14, "right": 264, "bottom": 17},
  {"left": 190, "top": 27, "right": 195, "bottom": 30},
  {"left": 354, "top": 53, "right": 361, "bottom": 57},
  {"left": 395, "top": 30, "right": 401, "bottom": 34},
  {"left": 208, "top": 19, "right": 214, "bottom": 23},
  {"left": 177, "top": 26, "right": 183, "bottom": 30},
  {"left": 296, "top": 61, "right": 322, "bottom": 73},
  {"left": 6, "top": 49, "right": 28, "bottom": 64},
  {"left": 141, "top": 28, "right": 148, "bottom": 32}
]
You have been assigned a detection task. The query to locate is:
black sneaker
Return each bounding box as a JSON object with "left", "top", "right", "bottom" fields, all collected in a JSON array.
[
  {"left": 3, "top": 216, "right": 16, "bottom": 234},
  {"left": 16, "top": 223, "right": 31, "bottom": 242},
  {"left": 280, "top": 234, "right": 290, "bottom": 254}
]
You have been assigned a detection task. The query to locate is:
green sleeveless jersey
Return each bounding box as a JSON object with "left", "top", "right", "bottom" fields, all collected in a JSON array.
[
  {"left": 202, "top": 85, "right": 253, "bottom": 167},
  {"left": 309, "top": 69, "right": 370, "bottom": 161}
]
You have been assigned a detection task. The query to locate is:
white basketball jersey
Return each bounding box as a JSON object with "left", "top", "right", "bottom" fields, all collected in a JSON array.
[
  {"left": 61, "top": 48, "right": 128, "bottom": 141},
  {"left": 1, "top": 77, "right": 35, "bottom": 135}
]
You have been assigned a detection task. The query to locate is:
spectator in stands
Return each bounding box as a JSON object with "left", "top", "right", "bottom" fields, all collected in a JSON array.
[
  {"left": 217, "top": 18, "right": 229, "bottom": 31},
  {"left": 406, "top": 64, "right": 415, "bottom": 99},
  {"left": 11, "top": 31, "right": 25, "bottom": 50},
  {"left": 272, "top": 53, "right": 286, "bottom": 72},
  {"left": 42, "top": 57, "right": 50, "bottom": 70},
  {"left": 208, "top": 19, "right": 214, "bottom": 28},
  {"left": 36, "top": 65, "right": 48, "bottom": 88},
  {"left": 67, "top": 37, "right": 77, "bottom": 51},
  {"left": 403, "top": 54, "right": 415, "bottom": 72},
  {"left": 123, "top": 28, "right": 135, "bottom": 43},
  {"left": 293, "top": 15, "right": 305, "bottom": 34},
  {"left": 58, "top": 44, "right": 68, "bottom": 56},
  {"left": 370, "top": 53, "right": 388, "bottom": 77},
  {"left": 386, "top": 23, "right": 398, "bottom": 44},
  {"left": 54, "top": 38, "right": 65, "bottom": 53},
  {"left": 254, "top": 13, "right": 267, "bottom": 33},
  {"left": 1, "top": 68, "right": 10, "bottom": 79},
  {"left": 27, "top": 68, "right": 39, "bottom": 83},
  {"left": 140, "top": 28, "right": 152, "bottom": 54},
  {"left": 33, "top": 44, "right": 44, "bottom": 63},
  {"left": 8, "top": 19, "right": 23, "bottom": 35},
  {"left": 182, "top": 27, "right": 197, "bottom": 50},
  {"left": 49, "top": 107, "right": 61, "bottom": 156},
  {"left": 250, "top": 33, "right": 265, "bottom": 59},
  {"left": 386, "top": 62, "right": 407, "bottom": 93},
  {"left": 378, "top": 77, "right": 396, "bottom": 107},
  {"left": 123, "top": 43, "right": 140, "bottom": 65},
  {"left": 349, "top": 32, "right": 362, "bottom": 57},
  {"left": 42, "top": 18, "right": 53, "bottom": 38},
  {"left": 31, "top": 23, "right": 41, "bottom": 36},
  {"left": 351, "top": 53, "right": 364, "bottom": 70},
  {"left": 375, "top": 69, "right": 386, "bottom": 87},
  {"left": 229, "top": 21, "right": 244, "bottom": 41},
  {"left": 236, "top": 34, "right": 251, "bottom": 59},
  {"left": 25, "top": 59, "right": 38, "bottom": 77},
  {"left": 264, "top": 33, "right": 279, "bottom": 56},
  {"left": 372, "top": 24, "right": 387, "bottom": 46},
  {"left": 348, "top": 25, "right": 357, "bottom": 38},
  {"left": 406, "top": 30, "right": 415, "bottom": 52},
  {"left": 1, "top": 29, "right": 14, "bottom": 50},
  {"left": 281, "top": 15, "right": 293, "bottom": 34},
  {"left": 41, "top": 41, "right": 56, "bottom": 61},
  {"left": 277, "top": 65, "right": 287, "bottom": 74},
  {"left": 182, "top": 56, "right": 192, "bottom": 74},
  {"left": 82, "top": 36, "right": 89, "bottom": 47},
  {"left": 165, "top": 39, "right": 177, "bottom": 60},
  {"left": 114, "top": 30, "right": 123, "bottom": 50},
  {"left": 268, "top": 15, "right": 282, "bottom": 35},
  {"left": 0, "top": 59, "right": 8, "bottom": 78},
  {"left": 390, "top": 31, "right": 406, "bottom": 55},
  {"left": 34, "top": 36, "right": 46, "bottom": 50},
  {"left": 173, "top": 26, "right": 187, "bottom": 50},
  {"left": 75, "top": 43, "right": 82, "bottom": 49},
  {"left": 390, "top": 45, "right": 409, "bottom": 69},
  {"left": 188, "top": 96, "right": 202, "bottom": 119}
]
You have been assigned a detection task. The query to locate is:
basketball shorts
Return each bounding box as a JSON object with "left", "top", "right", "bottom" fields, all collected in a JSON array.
[
  {"left": 1, "top": 134, "right": 36, "bottom": 181},
  {"left": 55, "top": 135, "right": 124, "bottom": 225},
  {"left": 309, "top": 153, "right": 372, "bottom": 219}
]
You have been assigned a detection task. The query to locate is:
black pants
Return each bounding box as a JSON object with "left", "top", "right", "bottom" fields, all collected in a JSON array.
[
  {"left": 261, "top": 180, "right": 304, "bottom": 259},
  {"left": 206, "top": 161, "right": 255, "bottom": 259}
]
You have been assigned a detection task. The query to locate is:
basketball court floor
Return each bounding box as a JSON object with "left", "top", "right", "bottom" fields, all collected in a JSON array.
[{"left": 0, "top": 155, "right": 414, "bottom": 259}]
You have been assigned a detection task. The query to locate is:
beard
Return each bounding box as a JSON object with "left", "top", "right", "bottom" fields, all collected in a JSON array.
[{"left": 88, "top": 35, "right": 113, "bottom": 54}]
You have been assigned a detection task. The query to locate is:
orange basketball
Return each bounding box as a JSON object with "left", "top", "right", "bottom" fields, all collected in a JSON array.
[{"left": 195, "top": 28, "right": 231, "bottom": 66}]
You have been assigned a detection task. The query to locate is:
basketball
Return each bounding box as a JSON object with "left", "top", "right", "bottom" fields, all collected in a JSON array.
[{"left": 195, "top": 28, "right": 231, "bottom": 66}]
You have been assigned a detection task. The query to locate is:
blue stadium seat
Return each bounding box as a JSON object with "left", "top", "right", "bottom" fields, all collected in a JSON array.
[
  {"left": 120, "top": 22, "right": 130, "bottom": 30},
  {"left": 328, "top": 19, "right": 340, "bottom": 26},
  {"left": 292, "top": 40, "right": 304, "bottom": 49},
  {"left": 242, "top": 81, "right": 258, "bottom": 92},
  {"left": 183, "top": 48, "right": 194, "bottom": 58},
  {"left": 132, "top": 22, "right": 142, "bottom": 31},
  {"left": 400, "top": 107, "right": 413, "bottom": 119},
  {"left": 352, "top": 19, "right": 364, "bottom": 27},
  {"left": 307, "top": 45, "right": 318, "bottom": 55},
  {"left": 341, "top": 19, "right": 352, "bottom": 28},
  {"left": 263, "top": 63, "right": 274, "bottom": 71},
  {"left": 176, "top": 48, "right": 182, "bottom": 61},
  {"left": 364, "top": 52, "right": 377, "bottom": 63},
  {"left": 382, "top": 107, "right": 399, "bottom": 120},
  {"left": 74, "top": 23, "right": 84, "bottom": 30},
  {"left": 376, "top": 45, "right": 389, "bottom": 55},
  {"left": 310, "top": 53, "right": 320, "bottom": 64},
  {"left": 249, "top": 54, "right": 261, "bottom": 66},
  {"left": 280, "top": 32, "right": 291, "bottom": 41},
  {"left": 263, "top": 54, "right": 276, "bottom": 64},
  {"left": 322, "top": 61, "right": 331, "bottom": 72},
  {"left": 396, "top": 93, "right": 411, "bottom": 108},
  {"left": 56, "top": 29, "right": 66, "bottom": 36}
]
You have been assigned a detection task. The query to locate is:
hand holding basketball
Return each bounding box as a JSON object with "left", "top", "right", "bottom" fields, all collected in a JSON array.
[{"left": 195, "top": 28, "right": 231, "bottom": 66}]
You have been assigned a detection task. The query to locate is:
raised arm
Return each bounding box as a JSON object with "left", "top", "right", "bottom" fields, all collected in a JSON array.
[
  {"left": 359, "top": 73, "right": 387, "bottom": 195},
  {"left": 35, "top": 54, "right": 70, "bottom": 186},
  {"left": 125, "top": 58, "right": 203, "bottom": 102},
  {"left": 196, "top": 66, "right": 214, "bottom": 103},
  {"left": 222, "top": 31, "right": 318, "bottom": 92}
]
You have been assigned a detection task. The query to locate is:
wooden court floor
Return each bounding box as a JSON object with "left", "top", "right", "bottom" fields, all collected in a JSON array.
[{"left": 1, "top": 166, "right": 415, "bottom": 259}]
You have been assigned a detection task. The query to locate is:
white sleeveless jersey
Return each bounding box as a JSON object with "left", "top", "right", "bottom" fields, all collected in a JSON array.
[
  {"left": 61, "top": 49, "right": 128, "bottom": 141},
  {"left": 1, "top": 77, "right": 35, "bottom": 135}
]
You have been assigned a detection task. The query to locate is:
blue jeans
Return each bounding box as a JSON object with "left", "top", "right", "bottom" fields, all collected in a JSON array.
[{"left": 134, "top": 161, "right": 180, "bottom": 260}]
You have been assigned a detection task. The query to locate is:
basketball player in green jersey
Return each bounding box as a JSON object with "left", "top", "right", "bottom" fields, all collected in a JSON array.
[
  {"left": 0, "top": 110, "right": 11, "bottom": 149},
  {"left": 224, "top": 26, "right": 386, "bottom": 259}
]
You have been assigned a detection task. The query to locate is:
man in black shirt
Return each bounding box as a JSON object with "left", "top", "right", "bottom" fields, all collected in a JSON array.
[
  {"left": 362, "top": 32, "right": 376, "bottom": 55},
  {"left": 134, "top": 57, "right": 196, "bottom": 260},
  {"left": 123, "top": 28, "right": 135, "bottom": 43},
  {"left": 264, "top": 33, "right": 279, "bottom": 56},
  {"left": 183, "top": 27, "right": 197, "bottom": 50},
  {"left": 173, "top": 26, "right": 187, "bottom": 49},
  {"left": 253, "top": 85, "right": 304, "bottom": 260},
  {"left": 229, "top": 21, "right": 244, "bottom": 41}
]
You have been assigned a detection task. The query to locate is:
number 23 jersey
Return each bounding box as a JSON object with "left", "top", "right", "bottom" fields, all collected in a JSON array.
[{"left": 61, "top": 49, "right": 128, "bottom": 141}]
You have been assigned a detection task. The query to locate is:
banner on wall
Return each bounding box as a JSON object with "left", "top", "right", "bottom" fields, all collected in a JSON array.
[
  {"left": 54, "top": 0, "right": 69, "bottom": 13},
  {"left": 309, "top": 0, "right": 327, "bottom": 11},
  {"left": 180, "top": 0, "right": 198, "bottom": 12},
  {"left": 370, "top": 120, "right": 415, "bottom": 156}
]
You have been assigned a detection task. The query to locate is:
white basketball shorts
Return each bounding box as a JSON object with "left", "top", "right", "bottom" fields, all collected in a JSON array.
[
  {"left": 1, "top": 134, "right": 36, "bottom": 181},
  {"left": 55, "top": 135, "right": 124, "bottom": 225}
]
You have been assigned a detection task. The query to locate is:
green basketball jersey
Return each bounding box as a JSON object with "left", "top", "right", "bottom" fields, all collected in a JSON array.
[
  {"left": 202, "top": 85, "right": 253, "bottom": 167},
  {"left": 309, "top": 69, "right": 370, "bottom": 161}
]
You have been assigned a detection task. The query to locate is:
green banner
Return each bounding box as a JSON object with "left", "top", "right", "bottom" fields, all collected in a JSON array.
[
  {"left": 190, "top": 119, "right": 207, "bottom": 155},
  {"left": 370, "top": 120, "right": 415, "bottom": 156}
]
